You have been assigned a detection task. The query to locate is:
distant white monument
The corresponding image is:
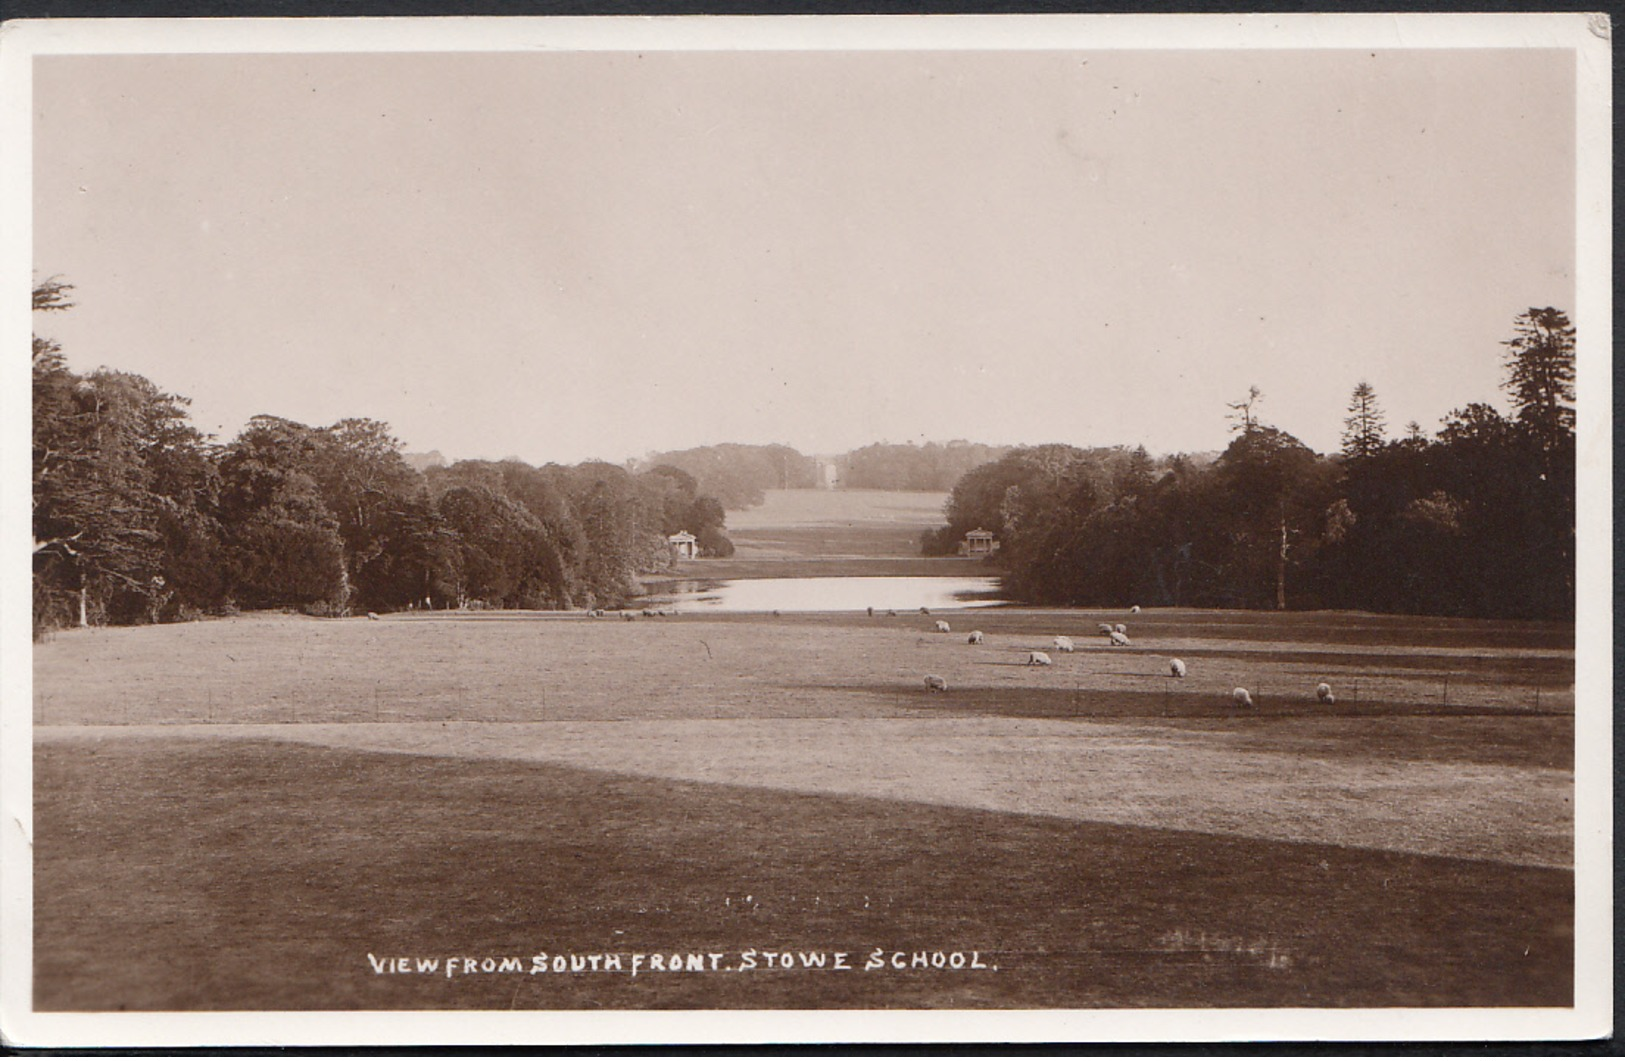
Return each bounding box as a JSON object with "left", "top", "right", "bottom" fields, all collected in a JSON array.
[
  {"left": 960, "top": 529, "right": 998, "bottom": 556},
  {"left": 668, "top": 530, "right": 698, "bottom": 561}
]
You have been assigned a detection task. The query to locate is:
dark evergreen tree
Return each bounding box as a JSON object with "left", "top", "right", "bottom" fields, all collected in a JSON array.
[
  {"left": 1501, "top": 307, "right": 1576, "bottom": 454},
  {"left": 1341, "top": 381, "right": 1387, "bottom": 460}
]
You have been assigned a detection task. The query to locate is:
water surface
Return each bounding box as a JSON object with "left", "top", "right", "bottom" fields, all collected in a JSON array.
[{"left": 640, "top": 575, "right": 1005, "bottom": 613}]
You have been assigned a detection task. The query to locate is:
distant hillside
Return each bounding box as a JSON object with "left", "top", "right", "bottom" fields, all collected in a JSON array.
[
  {"left": 635, "top": 444, "right": 820, "bottom": 509},
  {"left": 834, "top": 441, "right": 1014, "bottom": 491},
  {"left": 723, "top": 488, "right": 952, "bottom": 559}
]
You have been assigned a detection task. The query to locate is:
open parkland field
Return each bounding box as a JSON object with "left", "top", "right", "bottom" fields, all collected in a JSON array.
[{"left": 30, "top": 491, "right": 1575, "bottom": 1013}]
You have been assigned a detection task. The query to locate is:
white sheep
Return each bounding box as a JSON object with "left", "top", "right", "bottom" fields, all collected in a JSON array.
[
  {"left": 924, "top": 674, "right": 949, "bottom": 693},
  {"left": 1053, "top": 635, "right": 1075, "bottom": 653},
  {"left": 886, "top": 609, "right": 898, "bottom": 617},
  {"left": 1130, "top": 605, "right": 1141, "bottom": 614},
  {"left": 1169, "top": 658, "right": 1186, "bottom": 678},
  {"left": 1114, "top": 623, "right": 1127, "bottom": 634},
  {"left": 1026, "top": 651, "right": 1053, "bottom": 666},
  {"left": 1109, "top": 630, "right": 1131, "bottom": 646},
  {"left": 967, "top": 631, "right": 984, "bottom": 645},
  {"left": 935, "top": 620, "right": 952, "bottom": 633},
  {"left": 1316, "top": 682, "right": 1336, "bottom": 704},
  {"left": 366, "top": 612, "right": 380, "bottom": 621},
  {"left": 1233, "top": 687, "right": 1254, "bottom": 708},
  {"left": 1097, "top": 623, "right": 1114, "bottom": 636}
]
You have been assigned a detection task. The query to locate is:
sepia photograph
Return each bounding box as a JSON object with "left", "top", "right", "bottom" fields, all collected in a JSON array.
[{"left": 1, "top": 12, "right": 1611, "bottom": 1048}]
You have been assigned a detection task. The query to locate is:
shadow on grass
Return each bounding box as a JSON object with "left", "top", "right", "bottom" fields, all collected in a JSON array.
[
  {"left": 817, "top": 683, "right": 1572, "bottom": 723},
  {"left": 881, "top": 610, "right": 1575, "bottom": 652},
  {"left": 1114, "top": 645, "right": 1574, "bottom": 683},
  {"left": 35, "top": 737, "right": 1572, "bottom": 1013},
  {"left": 804, "top": 685, "right": 1574, "bottom": 771}
]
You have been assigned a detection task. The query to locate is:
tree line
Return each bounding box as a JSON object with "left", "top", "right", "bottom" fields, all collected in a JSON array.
[
  {"left": 33, "top": 277, "right": 1576, "bottom": 630},
  {"left": 634, "top": 443, "right": 823, "bottom": 509},
  {"left": 635, "top": 441, "right": 1016, "bottom": 502},
  {"left": 925, "top": 308, "right": 1576, "bottom": 622},
  {"left": 32, "top": 280, "right": 733, "bottom": 635},
  {"left": 837, "top": 441, "right": 1014, "bottom": 492}
]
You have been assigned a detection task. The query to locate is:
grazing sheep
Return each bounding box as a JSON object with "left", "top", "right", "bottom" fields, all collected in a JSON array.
[
  {"left": 622, "top": 612, "right": 634, "bottom": 621},
  {"left": 935, "top": 620, "right": 952, "bottom": 633},
  {"left": 1026, "top": 651, "right": 1053, "bottom": 666},
  {"left": 886, "top": 609, "right": 898, "bottom": 617},
  {"left": 642, "top": 609, "right": 655, "bottom": 617},
  {"left": 1130, "top": 605, "right": 1141, "bottom": 614},
  {"left": 1233, "top": 687, "right": 1254, "bottom": 708},
  {"left": 1097, "top": 623, "right": 1114, "bottom": 636},
  {"left": 967, "top": 630, "right": 984, "bottom": 645},
  {"left": 1114, "top": 623, "right": 1127, "bottom": 634},
  {"left": 1109, "top": 630, "right": 1131, "bottom": 646},
  {"left": 1053, "top": 635, "right": 1075, "bottom": 653},
  {"left": 1316, "top": 682, "right": 1336, "bottom": 704},
  {"left": 1169, "top": 658, "right": 1186, "bottom": 678},
  {"left": 924, "top": 674, "right": 949, "bottom": 693},
  {"left": 366, "top": 612, "right": 380, "bottom": 621},
  {"left": 920, "top": 606, "right": 931, "bottom": 615}
]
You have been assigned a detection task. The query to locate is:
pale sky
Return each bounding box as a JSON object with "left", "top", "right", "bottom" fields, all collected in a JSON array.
[{"left": 33, "top": 45, "right": 1576, "bottom": 465}]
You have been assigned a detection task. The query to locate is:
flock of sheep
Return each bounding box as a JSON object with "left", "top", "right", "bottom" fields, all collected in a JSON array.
[
  {"left": 915, "top": 607, "right": 1338, "bottom": 709},
  {"left": 579, "top": 599, "right": 1339, "bottom": 710}
]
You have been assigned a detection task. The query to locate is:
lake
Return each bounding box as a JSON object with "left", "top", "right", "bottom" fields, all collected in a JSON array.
[{"left": 638, "top": 575, "right": 1006, "bottom": 613}]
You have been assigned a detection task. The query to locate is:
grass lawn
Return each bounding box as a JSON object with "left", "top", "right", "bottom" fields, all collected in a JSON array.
[
  {"left": 724, "top": 489, "right": 950, "bottom": 558},
  {"left": 35, "top": 737, "right": 1570, "bottom": 1012},
  {"left": 32, "top": 607, "right": 1574, "bottom": 1011}
]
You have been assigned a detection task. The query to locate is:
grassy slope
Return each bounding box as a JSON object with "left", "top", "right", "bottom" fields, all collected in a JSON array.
[
  {"left": 722, "top": 489, "right": 949, "bottom": 559},
  {"left": 31, "top": 608, "right": 1575, "bottom": 1010},
  {"left": 35, "top": 737, "right": 1571, "bottom": 1012}
]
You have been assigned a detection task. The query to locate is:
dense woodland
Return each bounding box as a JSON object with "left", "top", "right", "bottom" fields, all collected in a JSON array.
[
  {"left": 634, "top": 441, "right": 1018, "bottom": 504},
  {"left": 31, "top": 280, "right": 734, "bottom": 634},
  {"left": 925, "top": 309, "right": 1577, "bottom": 621},
  {"left": 634, "top": 443, "right": 822, "bottom": 509},
  {"left": 33, "top": 277, "right": 1576, "bottom": 632},
  {"left": 837, "top": 442, "right": 1014, "bottom": 492}
]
